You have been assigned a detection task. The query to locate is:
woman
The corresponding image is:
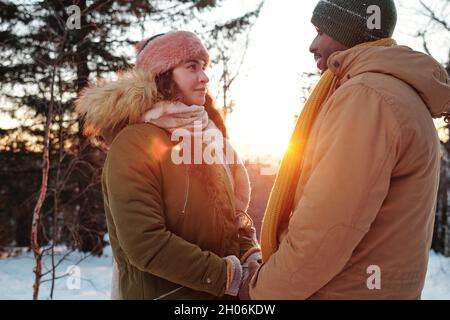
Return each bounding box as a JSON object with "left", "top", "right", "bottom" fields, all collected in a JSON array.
[{"left": 76, "top": 31, "right": 261, "bottom": 299}]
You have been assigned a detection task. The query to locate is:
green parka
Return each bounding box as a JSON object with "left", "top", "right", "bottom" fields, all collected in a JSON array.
[{"left": 76, "top": 70, "right": 258, "bottom": 299}]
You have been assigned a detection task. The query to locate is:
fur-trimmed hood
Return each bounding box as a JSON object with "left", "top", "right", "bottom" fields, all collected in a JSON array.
[{"left": 75, "top": 69, "right": 157, "bottom": 140}]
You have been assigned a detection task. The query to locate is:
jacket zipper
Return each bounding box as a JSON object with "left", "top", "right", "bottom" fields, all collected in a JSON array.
[
  {"left": 153, "top": 286, "right": 184, "bottom": 300},
  {"left": 181, "top": 166, "right": 190, "bottom": 214}
]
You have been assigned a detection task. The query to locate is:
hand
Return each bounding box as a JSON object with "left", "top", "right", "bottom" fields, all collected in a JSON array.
[{"left": 238, "top": 260, "right": 260, "bottom": 300}]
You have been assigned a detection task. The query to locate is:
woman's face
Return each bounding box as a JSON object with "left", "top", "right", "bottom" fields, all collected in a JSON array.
[{"left": 172, "top": 59, "right": 209, "bottom": 106}]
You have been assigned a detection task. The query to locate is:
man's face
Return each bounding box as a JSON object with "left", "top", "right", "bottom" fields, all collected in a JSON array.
[{"left": 309, "top": 27, "right": 349, "bottom": 73}]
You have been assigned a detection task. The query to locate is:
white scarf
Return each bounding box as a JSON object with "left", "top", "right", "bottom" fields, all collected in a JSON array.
[
  {"left": 140, "top": 101, "right": 250, "bottom": 211},
  {"left": 141, "top": 101, "right": 210, "bottom": 134}
]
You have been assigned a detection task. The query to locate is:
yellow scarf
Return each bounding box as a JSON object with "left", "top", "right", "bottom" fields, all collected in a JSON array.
[{"left": 260, "top": 38, "right": 397, "bottom": 262}]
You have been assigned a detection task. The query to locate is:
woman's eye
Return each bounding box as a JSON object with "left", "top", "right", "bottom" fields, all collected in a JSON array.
[{"left": 187, "top": 64, "right": 196, "bottom": 70}]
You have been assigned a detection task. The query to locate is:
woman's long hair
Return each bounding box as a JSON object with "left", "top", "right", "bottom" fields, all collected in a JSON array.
[{"left": 155, "top": 69, "right": 231, "bottom": 216}]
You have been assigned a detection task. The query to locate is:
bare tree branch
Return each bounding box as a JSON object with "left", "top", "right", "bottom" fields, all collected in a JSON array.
[{"left": 419, "top": 0, "right": 450, "bottom": 31}]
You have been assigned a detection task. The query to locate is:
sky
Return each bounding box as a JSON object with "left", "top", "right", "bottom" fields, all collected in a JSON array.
[{"left": 222, "top": 0, "right": 450, "bottom": 161}]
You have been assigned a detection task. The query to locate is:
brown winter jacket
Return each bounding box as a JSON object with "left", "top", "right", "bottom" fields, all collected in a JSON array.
[
  {"left": 250, "top": 45, "right": 450, "bottom": 299},
  {"left": 76, "top": 71, "right": 258, "bottom": 300}
]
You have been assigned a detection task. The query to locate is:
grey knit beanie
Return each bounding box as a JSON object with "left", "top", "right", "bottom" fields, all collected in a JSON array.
[{"left": 311, "top": 0, "right": 397, "bottom": 48}]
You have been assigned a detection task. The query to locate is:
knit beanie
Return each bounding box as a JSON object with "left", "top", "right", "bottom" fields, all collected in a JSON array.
[
  {"left": 311, "top": 0, "right": 397, "bottom": 48},
  {"left": 135, "top": 31, "right": 210, "bottom": 76}
]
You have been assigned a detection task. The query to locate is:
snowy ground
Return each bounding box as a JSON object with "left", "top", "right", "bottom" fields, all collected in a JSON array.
[
  {"left": 0, "top": 246, "right": 449, "bottom": 300},
  {"left": 0, "top": 244, "right": 114, "bottom": 300},
  {"left": 422, "top": 250, "right": 450, "bottom": 299}
]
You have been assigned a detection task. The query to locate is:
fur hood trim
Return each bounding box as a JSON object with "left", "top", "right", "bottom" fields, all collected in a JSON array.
[{"left": 75, "top": 69, "right": 157, "bottom": 137}]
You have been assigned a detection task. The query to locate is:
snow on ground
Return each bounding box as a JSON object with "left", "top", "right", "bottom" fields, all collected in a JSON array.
[
  {"left": 0, "top": 244, "right": 114, "bottom": 300},
  {"left": 0, "top": 246, "right": 449, "bottom": 300},
  {"left": 422, "top": 250, "right": 450, "bottom": 300}
]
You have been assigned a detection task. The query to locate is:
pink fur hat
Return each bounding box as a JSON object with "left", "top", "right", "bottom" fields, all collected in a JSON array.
[{"left": 135, "top": 31, "right": 210, "bottom": 76}]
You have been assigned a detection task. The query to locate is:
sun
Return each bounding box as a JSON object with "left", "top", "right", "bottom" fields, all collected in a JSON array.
[{"left": 226, "top": 109, "right": 294, "bottom": 165}]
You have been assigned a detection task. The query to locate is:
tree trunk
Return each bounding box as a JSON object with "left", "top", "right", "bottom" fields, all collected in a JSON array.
[{"left": 31, "top": 64, "right": 57, "bottom": 299}]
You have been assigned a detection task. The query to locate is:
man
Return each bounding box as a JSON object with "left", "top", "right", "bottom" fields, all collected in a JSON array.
[{"left": 240, "top": 0, "right": 450, "bottom": 299}]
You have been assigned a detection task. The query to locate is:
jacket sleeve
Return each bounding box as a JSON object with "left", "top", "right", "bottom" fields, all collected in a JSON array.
[
  {"left": 236, "top": 209, "right": 261, "bottom": 263},
  {"left": 229, "top": 158, "right": 261, "bottom": 261},
  {"left": 250, "top": 84, "right": 401, "bottom": 299},
  {"left": 105, "top": 127, "right": 227, "bottom": 297}
]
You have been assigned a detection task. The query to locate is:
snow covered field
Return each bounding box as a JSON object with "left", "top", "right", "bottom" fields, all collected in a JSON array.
[
  {"left": 0, "top": 246, "right": 449, "bottom": 300},
  {"left": 422, "top": 251, "right": 450, "bottom": 300},
  {"left": 0, "top": 245, "right": 114, "bottom": 300}
]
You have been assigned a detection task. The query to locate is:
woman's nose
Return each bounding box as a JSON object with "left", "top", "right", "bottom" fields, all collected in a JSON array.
[{"left": 199, "top": 70, "right": 209, "bottom": 84}]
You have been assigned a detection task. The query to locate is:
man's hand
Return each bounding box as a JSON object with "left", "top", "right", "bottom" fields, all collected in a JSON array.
[{"left": 238, "top": 260, "right": 260, "bottom": 300}]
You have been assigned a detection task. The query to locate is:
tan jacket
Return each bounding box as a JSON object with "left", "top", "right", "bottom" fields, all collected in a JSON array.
[{"left": 250, "top": 45, "right": 450, "bottom": 299}]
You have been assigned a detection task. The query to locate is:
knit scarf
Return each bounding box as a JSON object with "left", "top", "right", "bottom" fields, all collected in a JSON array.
[
  {"left": 141, "top": 101, "right": 209, "bottom": 134},
  {"left": 260, "top": 38, "right": 397, "bottom": 262},
  {"left": 140, "top": 100, "right": 251, "bottom": 213},
  {"left": 141, "top": 100, "right": 231, "bottom": 167}
]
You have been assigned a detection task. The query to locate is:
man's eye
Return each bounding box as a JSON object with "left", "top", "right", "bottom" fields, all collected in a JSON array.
[{"left": 188, "top": 64, "right": 196, "bottom": 70}]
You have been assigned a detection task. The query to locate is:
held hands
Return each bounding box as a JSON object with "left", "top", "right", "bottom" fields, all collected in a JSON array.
[
  {"left": 223, "top": 249, "right": 261, "bottom": 298},
  {"left": 238, "top": 260, "right": 260, "bottom": 300},
  {"left": 238, "top": 248, "right": 262, "bottom": 300},
  {"left": 227, "top": 210, "right": 262, "bottom": 299}
]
